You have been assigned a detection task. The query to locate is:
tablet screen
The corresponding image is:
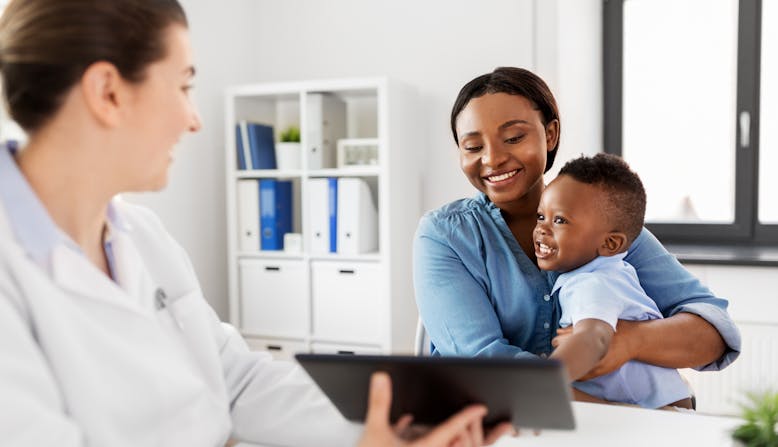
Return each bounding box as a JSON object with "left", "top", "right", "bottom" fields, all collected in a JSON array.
[{"left": 296, "top": 354, "right": 575, "bottom": 430}]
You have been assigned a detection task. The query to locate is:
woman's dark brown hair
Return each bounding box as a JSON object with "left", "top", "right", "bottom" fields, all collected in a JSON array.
[
  {"left": 0, "top": 0, "right": 187, "bottom": 133},
  {"left": 450, "top": 67, "right": 561, "bottom": 173}
]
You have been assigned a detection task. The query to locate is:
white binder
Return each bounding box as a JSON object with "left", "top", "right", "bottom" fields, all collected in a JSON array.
[
  {"left": 306, "top": 93, "right": 346, "bottom": 169},
  {"left": 237, "top": 120, "right": 253, "bottom": 170},
  {"left": 237, "top": 179, "right": 259, "bottom": 251},
  {"left": 307, "top": 178, "right": 330, "bottom": 254},
  {"left": 336, "top": 178, "right": 378, "bottom": 254}
]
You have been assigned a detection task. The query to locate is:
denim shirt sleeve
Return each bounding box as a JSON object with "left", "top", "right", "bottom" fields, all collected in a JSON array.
[
  {"left": 413, "top": 213, "right": 537, "bottom": 359},
  {"left": 625, "top": 228, "right": 741, "bottom": 371}
]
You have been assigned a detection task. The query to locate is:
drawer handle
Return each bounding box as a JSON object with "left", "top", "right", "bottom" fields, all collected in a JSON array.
[
  {"left": 338, "top": 269, "right": 355, "bottom": 275},
  {"left": 265, "top": 266, "right": 281, "bottom": 272},
  {"left": 337, "top": 350, "right": 355, "bottom": 355},
  {"left": 266, "top": 345, "right": 282, "bottom": 351}
]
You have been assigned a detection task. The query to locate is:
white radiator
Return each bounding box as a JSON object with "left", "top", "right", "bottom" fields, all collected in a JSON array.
[{"left": 680, "top": 322, "right": 778, "bottom": 416}]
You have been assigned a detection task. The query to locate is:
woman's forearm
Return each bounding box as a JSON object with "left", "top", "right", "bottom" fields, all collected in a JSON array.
[{"left": 630, "top": 312, "right": 726, "bottom": 368}]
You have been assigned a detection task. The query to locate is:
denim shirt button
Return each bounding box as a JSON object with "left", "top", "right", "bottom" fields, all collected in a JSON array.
[
  {"left": 543, "top": 322, "right": 550, "bottom": 330},
  {"left": 543, "top": 294, "right": 551, "bottom": 302}
]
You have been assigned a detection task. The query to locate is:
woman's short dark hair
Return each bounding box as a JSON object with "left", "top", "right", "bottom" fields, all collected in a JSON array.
[
  {"left": 0, "top": 0, "right": 188, "bottom": 133},
  {"left": 450, "top": 67, "right": 561, "bottom": 173}
]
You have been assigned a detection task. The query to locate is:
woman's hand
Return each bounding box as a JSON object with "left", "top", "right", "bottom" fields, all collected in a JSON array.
[
  {"left": 357, "top": 372, "right": 515, "bottom": 447},
  {"left": 553, "top": 320, "right": 639, "bottom": 381}
]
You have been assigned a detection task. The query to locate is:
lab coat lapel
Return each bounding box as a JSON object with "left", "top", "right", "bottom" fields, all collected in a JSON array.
[
  {"left": 110, "top": 229, "right": 158, "bottom": 311},
  {"left": 49, "top": 243, "right": 147, "bottom": 317}
]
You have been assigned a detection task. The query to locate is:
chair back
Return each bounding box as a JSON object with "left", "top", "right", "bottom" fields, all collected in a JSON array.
[{"left": 414, "top": 318, "right": 430, "bottom": 356}]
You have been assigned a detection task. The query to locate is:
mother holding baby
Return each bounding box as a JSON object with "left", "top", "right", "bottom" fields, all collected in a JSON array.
[{"left": 413, "top": 67, "right": 741, "bottom": 403}]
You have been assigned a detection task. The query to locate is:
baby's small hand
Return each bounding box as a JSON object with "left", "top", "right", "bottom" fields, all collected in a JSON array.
[{"left": 551, "top": 326, "right": 573, "bottom": 349}]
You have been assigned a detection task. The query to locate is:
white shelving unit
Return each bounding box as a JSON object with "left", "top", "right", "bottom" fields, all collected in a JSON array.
[{"left": 225, "top": 77, "right": 422, "bottom": 359}]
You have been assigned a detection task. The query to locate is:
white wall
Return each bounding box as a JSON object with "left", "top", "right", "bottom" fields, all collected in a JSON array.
[
  {"left": 129, "top": 0, "right": 603, "bottom": 319},
  {"left": 535, "top": 0, "right": 603, "bottom": 180}
]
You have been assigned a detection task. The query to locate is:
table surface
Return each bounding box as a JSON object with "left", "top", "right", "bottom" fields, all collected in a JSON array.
[
  {"left": 237, "top": 401, "right": 743, "bottom": 447},
  {"left": 493, "top": 401, "right": 741, "bottom": 446}
]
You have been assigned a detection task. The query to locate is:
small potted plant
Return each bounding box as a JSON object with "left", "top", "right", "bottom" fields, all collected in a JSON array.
[
  {"left": 732, "top": 391, "right": 778, "bottom": 446},
  {"left": 276, "top": 125, "right": 301, "bottom": 170}
]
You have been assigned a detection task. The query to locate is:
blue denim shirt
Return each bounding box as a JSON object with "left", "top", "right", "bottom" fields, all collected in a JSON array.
[{"left": 413, "top": 193, "right": 741, "bottom": 371}]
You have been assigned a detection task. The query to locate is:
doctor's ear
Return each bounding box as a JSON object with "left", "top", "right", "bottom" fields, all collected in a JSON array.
[
  {"left": 598, "top": 232, "right": 628, "bottom": 257},
  {"left": 80, "top": 61, "right": 126, "bottom": 128}
]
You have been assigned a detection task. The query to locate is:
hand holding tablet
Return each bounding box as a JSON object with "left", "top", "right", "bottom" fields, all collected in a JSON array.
[{"left": 358, "top": 371, "right": 515, "bottom": 446}]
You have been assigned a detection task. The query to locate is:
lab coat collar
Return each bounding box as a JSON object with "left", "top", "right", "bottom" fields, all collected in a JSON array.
[
  {"left": 49, "top": 229, "right": 158, "bottom": 316},
  {"left": 0, "top": 144, "right": 155, "bottom": 315},
  {"left": 0, "top": 143, "right": 63, "bottom": 268}
]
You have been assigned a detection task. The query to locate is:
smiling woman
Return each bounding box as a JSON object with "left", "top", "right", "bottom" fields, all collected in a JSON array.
[{"left": 413, "top": 67, "right": 741, "bottom": 399}]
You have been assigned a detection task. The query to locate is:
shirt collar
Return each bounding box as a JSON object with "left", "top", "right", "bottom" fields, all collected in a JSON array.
[
  {"left": 551, "top": 251, "right": 628, "bottom": 295},
  {"left": 0, "top": 144, "right": 128, "bottom": 269}
]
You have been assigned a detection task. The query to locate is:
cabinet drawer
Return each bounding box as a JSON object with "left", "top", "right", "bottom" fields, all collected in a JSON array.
[
  {"left": 311, "top": 261, "right": 385, "bottom": 344},
  {"left": 311, "top": 342, "right": 383, "bottom": 356},
  {"left": 245, "top": 337, "right": 308, "bottom": 361},
  {"left": 239, "top": 259, "right": 308, "bottom": 337}
]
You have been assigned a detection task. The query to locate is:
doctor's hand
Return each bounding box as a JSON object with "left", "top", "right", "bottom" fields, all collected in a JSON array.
[
  {"left": 553, "top": 319, "right": 638, "bottom": 381},
  {"left": 357, "top": 372, "right": 515, "bottom": 447}
]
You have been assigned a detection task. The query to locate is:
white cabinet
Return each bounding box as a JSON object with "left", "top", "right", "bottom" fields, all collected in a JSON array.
[
  {"left": 311, "top": 260, "right": 384, "bottom": 344},
  {"left": 239, "top": 259, "right": 308, "bottom": 338},
  {"left": 225, "top": 77, "right": 421, "bottom": 357}
]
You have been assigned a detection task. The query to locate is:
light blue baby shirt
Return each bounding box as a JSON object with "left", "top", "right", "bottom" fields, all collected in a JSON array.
[
  {"left": 413, "top": 193, "right": 741, "bottom": 371},
  {"left": 554, "top": 252, "right": 691, "bottom": 408}
]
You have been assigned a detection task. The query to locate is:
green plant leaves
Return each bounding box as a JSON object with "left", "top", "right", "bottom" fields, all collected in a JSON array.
[
  {"left": 280, "top": 125, "right": 300, "bottom": 143},
  {"left": 732, "top": 391, "right": 778, "bottom": 447}
]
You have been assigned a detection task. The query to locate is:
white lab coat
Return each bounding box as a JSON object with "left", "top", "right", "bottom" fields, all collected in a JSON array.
[{"left": 0, "top": 199, "right": 361, "bottom": 447}]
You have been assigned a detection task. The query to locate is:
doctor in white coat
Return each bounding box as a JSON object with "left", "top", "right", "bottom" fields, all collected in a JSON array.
[{"left": 0, "top": 1, "right": 511, "bottom": 446}]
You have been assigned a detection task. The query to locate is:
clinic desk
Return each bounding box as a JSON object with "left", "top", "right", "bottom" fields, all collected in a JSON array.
[
  {"left": 237, "top": 401, "right": 742, "bottom": 447},
  {"left": 494, "top": 401, "right": 741, "bottom": 446}
]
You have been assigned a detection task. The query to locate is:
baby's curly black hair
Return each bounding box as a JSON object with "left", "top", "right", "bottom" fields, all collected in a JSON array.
[{"left": 559, "top": 153, "right": 646, "bottom": 244}]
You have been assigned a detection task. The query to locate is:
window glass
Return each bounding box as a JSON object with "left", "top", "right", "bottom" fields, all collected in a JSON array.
[
  {"left": 760, "top": 0, "right": 778, "bottom": 224},
  {"left": 622, "top": 0, "right": 738, "bottom": 223}
]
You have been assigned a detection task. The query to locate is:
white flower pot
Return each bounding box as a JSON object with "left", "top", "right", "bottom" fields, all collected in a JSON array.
[{"left": 275, "top": 142, "right": 301, "bottom": 170}]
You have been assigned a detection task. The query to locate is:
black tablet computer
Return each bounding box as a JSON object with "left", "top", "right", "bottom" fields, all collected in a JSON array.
[{"left": 295, "top": 353, "right": 575, "bottom": 430}]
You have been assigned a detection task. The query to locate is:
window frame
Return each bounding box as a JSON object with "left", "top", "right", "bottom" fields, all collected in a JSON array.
[{"left": 603, "top": 0, "right": 777, "bottom": 245}]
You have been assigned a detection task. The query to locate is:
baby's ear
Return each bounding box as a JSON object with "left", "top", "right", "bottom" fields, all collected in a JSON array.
[{"left": 598, "top": 232, "right": 628, "bottom": 256}]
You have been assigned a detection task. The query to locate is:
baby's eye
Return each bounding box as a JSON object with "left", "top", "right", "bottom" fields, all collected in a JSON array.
[
  {"left": 537, "top": 213, "right": 545, "bottom": 222},
  {"left": 553, "top": 216, "right": 567, "bottom": 224}
]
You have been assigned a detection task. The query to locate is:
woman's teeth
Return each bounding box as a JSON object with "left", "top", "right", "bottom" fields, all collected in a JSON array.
[{"left": 486, "top": 170, "right": 517, "bottom": 182}]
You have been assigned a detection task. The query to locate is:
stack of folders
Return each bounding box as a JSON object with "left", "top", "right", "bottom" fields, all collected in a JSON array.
[
  {"left": 308, "top": 177, "right": 377, "bottom": 255},
  {"left": 237, "top": 179, "right": 293, "bottom": 251},
  {"left": 306, "top": 93, "right": 346, "bottom": 170},
  {"left": 235, "top": 120, "right": 277, "bottom": 170}
]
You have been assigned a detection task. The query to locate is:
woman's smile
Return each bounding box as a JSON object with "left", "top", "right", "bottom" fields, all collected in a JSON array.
[{"left": 483, "top": 168, "right": 520, "bottom": 184}]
